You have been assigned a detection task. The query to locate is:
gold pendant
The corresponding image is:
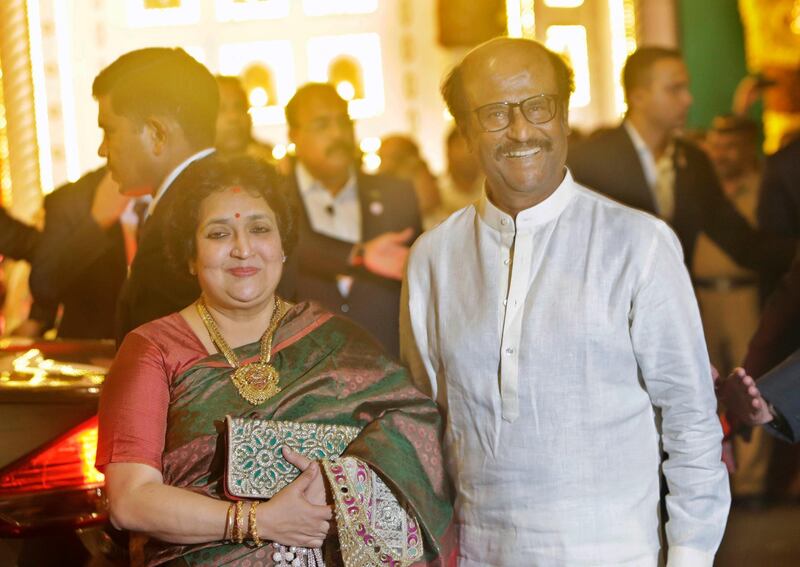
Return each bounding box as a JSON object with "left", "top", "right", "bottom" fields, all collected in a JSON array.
[{"left": 231, "top": 362, "right": 281, "bottom": 405}]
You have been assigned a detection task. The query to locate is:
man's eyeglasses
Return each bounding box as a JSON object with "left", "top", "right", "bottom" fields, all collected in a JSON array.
[{"left": 473, "top": 94, "right": 560, "bottom": 132}]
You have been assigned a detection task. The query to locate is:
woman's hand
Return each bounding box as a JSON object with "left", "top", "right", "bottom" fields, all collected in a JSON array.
[
  {"left": 282, "top": 447, "right": 328, "bottom": 506},
  {"left": 259, "top": 460, "right": 332, "bottom": 548}
]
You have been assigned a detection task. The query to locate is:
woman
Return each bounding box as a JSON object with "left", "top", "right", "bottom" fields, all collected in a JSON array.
[{"left": 96, "top": 155, "right": 453, "bottom": 566}]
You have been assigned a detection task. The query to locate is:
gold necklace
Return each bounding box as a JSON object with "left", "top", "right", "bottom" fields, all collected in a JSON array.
[{"left": 196, "top": 296, "right": 287, "bottom": 405}]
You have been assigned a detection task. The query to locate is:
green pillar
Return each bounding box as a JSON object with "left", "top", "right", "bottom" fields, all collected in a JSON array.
[{"left": 678, "top": 0, "right": 749, "bottom": 129}]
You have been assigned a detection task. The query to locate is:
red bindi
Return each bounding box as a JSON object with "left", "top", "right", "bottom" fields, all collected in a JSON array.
[
  {"left": 230, "top": 186, "right": 242, "bottom": 193},
  {"left": 234, "top": 212, "right": 241, "bottom": 218}
]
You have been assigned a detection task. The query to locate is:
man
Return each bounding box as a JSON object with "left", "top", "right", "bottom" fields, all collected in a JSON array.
[
  {"left": 378, "top": 134, "right": 441, "bottom": 230},
  {"left": 437, "top": 127, "right": 483, "bottom": 216},
  {"left": 0, "top": 207, "right": 39, "bottom": 261},
  {"left": 720, "top": 247, "right": 800, "bottom": 445},
  {"left": 92, "top": 47, "right": 218, "bottom": 341},
  {"left": 756, "top": 136, "right": 800, "bottom": 296},
  {"left": 28, "top": 168, "right": 137, "bottom": 339},
  {"left": 568, "top": 47, "right": 794, "bottom": 275},
  {"left": 278, "top": 83, "right": 421, "bottom": 357},
  {"left": 695, "top": 115, "right": 770, "bottom": 502},
  {"left": 695, "top": 115, "right": 762, "bottom": 370},
  {"left": 402, "top": 38, "right": 729, "bottom": 565},
  {"left": 214, "top": 75, "right": 273, "bottom": 162}
]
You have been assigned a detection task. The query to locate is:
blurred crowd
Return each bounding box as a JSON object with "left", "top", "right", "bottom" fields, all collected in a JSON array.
[{"left": 1, "top": 42, "right": 799, "bottom": 513}]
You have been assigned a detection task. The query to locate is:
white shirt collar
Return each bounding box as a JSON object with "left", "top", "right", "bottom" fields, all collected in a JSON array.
[
  {"left": 295, "top": 161, "right": 357, "bottom": 203},
  {"left": 146, "top": 147, "right": 215, "bottom": 217},
  {"left": 477, "top": 168, "right": 576, "bottom": 233}
]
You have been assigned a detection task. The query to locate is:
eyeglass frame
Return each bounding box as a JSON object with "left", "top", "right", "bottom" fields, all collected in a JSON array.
[{"left": 472, "top": 93, "right": 562, "bottom": 133}]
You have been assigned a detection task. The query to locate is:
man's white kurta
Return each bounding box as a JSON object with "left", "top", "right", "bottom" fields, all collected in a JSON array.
[{"left": 401, "top": 170, "right": 729, "bottom": 567}]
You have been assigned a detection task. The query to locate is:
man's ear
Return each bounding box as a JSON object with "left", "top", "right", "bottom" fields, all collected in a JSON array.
[{"left": 144, "top": 116, "right": 169, "bottom": 156}]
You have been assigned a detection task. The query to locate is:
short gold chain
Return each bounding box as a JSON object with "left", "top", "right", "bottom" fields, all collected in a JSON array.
[{"left": 196, "top": 296, "right": 283, "bottom": 369}]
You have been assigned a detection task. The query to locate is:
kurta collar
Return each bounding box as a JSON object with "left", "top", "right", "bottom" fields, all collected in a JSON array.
[{"left": 477, "top": 168, "right": 576, "bottom": 233}]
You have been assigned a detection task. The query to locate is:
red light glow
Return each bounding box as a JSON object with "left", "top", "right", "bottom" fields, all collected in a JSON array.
[{"left": 0, "top": 416, "right": 104, "bottom": 495}]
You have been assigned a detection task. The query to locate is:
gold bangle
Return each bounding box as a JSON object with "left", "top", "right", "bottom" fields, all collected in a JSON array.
[
  {"left": 233, "top": 500, "right": 245, "bottom": 544},
  {"left": 248, "top": 500, "right": 263, "bottom": 547},
  {"left": 224, "top": 502, "right": 235, "bottom": 542}
]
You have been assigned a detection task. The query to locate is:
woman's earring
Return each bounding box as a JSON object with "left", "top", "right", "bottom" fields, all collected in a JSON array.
[{"left": 281, "top": 255, "right": 287, "bottom": 264}]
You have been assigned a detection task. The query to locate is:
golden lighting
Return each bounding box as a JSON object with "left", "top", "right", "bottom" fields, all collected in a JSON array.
[
  {"left": 362, "top": 152, "right": 381, "bottom": 173},
  {"left": 249, "top": 86, "right": 269, "bottom": 107},
  {"left": 0, "top": 349, "right": 106, "bottom": 389},
  {"left": 126, "top": 0, "right": 201, "bottom": 28},
  {"left": 77, "top": 425, "right": 105, "bottom": 485},
  {"left": 792, "top": 0, "right": 800, "bottom": 34},
  {"left": 307, "top": 34, "right": 384, "bottom": 119},
  {"left": 26, "top": 0, "right": 53, "bottom": 194},
  {"left": 303, "top": 0, "right": 378, "bottom": 17},
  {"left": 215, "top": 0, "right": 290, "bottom": 22},
  {"left": 336, "top": 81, "right": 356, "bottom": 101},
  {"left": 272, "top": 144, "right": 288, "bottom": 161},
  {"left": 219, "top": 41, "right": 295, "bottom": 126},
  {"left": 54, "top": 0, "right": 80, "bottom": 182},
  {"left": 359, "top": 136, "right": 381, "bottom": 154},
  {"left": 544, "top": 0, "right": 584, "bottom": 6},
  {"left": 0, "top": 65, "right": 11, "bottom": 207},
  {"left": 546, "top": 25, "right": 591, "bottom": 108},
  {"left": 609, "top": 0, "right": 637, "bottom": 116},
  {"left": 506, "top": 0, "right": 535, "bottom": 38}
]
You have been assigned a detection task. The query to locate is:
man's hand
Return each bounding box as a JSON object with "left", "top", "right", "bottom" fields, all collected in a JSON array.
[
  {"left": 719, "top": 367, "right": 774, "bottom": 426},
  {"left": 362, "top": 227, "right": 414, "bottom": 281},
  {"left": 90, "top": 172, "right": 130, "bottom": 229}
]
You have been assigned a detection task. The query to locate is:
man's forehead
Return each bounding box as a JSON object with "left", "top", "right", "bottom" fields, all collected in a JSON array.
[
  {"left": 462, "top": 50, "right": 555, "bottom": 103},
  {"left": 298, "top": 94, "right": 348, "bottom": 118}
]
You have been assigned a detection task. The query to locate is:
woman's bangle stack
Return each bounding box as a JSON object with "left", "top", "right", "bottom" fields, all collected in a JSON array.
[{"left": 225, "top": 500, "right": 263, "bottom": 547}]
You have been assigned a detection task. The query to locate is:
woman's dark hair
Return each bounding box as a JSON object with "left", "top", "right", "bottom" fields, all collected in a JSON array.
[{"left": 166, "top": 154, "right": 296, "bottom": 277}]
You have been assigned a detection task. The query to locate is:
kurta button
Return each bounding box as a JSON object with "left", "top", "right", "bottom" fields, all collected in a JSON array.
[
  {"left": 341, "top": 304, "right": 350, "bottom": 313},
  {"left": 505, "top": 347, "right": 514, "bottom": 354},
  {"left": 504, "top": 258, "right": 510, "bottom": 265},
  {"left": 501, "top": 218, "right": 509, "bottom": 226}
]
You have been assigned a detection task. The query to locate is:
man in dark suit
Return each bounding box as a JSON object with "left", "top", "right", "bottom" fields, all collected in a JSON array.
[
  {"left": 719, "top": 250, "right": 800, "bottom": 444},
  {"left": 28, "top": 168, "right": 130, "bottom": 339},
  {"left": 756, "top": 137, "right": 800, "bottom": 296},
  {"left": 278, "top": 83, "right": 421, "bottom": 357},
  {"left": 91, "top": 47, "right": 218, "bottom": 342},
  {"left": 758, "top": 137, "right": 800, "bottom": 238},
  {"left": 568, "top": 47, "right": 794, "bottom": 274},
  {"left": 0, "top": 207, "right": 39, "bottom": 261},
  {"left": 721, "top": 356, "right": 800, "bottom": 444}
]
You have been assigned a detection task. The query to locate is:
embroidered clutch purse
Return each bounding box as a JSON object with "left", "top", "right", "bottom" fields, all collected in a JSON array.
[{"left": 224, "top": 415, "right": 361, "bottom": 500}]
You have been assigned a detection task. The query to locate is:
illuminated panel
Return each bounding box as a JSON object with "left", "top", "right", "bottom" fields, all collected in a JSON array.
[
  {"left": 544, "top": 0, "right": 583, "bottom": 7},
  {"left": 215, "top": 0, "right": 289, "bottom": 22},
  {"left": 303, "top": 0, "right": 377, "bottom": 16},
  {"left": 219, "top": 41, "right": 295, "bottom": 126},
  {"left": 53, "top": 0, "right": 79, "bottom": 182},
  {"left": 307, "top": 33, "right": 385, "bottom": 119},
  {"left": 609, "top": 0, "right": 637, "bottom": 117},
  {"left": 183, "top": 46, "right": 206, "bottom": 65},
  {"left": 26, "top": 0, "right": 53, "bottom": 194},
  {"left": 0, "top": 67, "right": 11, "bottom": 207},
  {"left": 545, "top": 25, "right": 591, "bottom": 108},
  {"left": 505, "top": 0, "right": 535, "bottom": 38},
  {"left": 126, "top": 0, "right": 201, "bottom": 28}
]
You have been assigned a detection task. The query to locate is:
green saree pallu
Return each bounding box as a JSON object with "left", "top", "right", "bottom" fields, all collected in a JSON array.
[{"left": 144, "top": 302, "right": 454, "bottom": 566}]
